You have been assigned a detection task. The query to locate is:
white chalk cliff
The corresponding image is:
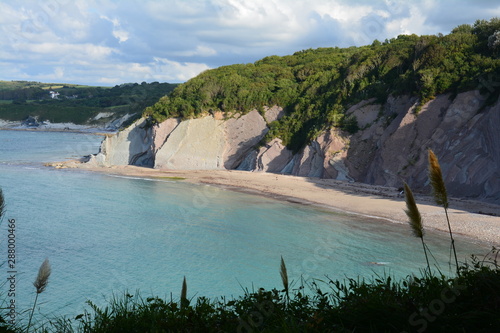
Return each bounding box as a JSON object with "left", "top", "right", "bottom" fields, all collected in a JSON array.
[{"left": 87, "top": 94, "right": 500, "bottom": 204}]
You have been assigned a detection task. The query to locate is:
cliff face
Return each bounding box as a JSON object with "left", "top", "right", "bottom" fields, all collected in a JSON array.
[
  {"left": 345, "top": 91, "right": 499, "bottom": 203},
  {"left": 88, "top": 93, "right": 500, "bottom": 204},
  {"left": 88, "top": 108, "right": 274, "bottom": 169}
]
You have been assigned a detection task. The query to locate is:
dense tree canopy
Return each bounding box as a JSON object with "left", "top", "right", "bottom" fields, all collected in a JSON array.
[
  {"left": 145, "top": 18, "right": 500, "bottom": 151},
  {"left": 0, "top": 81, "right": 178, "bottom": 125}
]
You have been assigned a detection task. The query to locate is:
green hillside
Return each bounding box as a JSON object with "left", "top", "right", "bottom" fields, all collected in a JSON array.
[
  {"left": 0, "top": 80, "right": 99, "bottom": 91},
  {"left": 145, "top": 18, "right": 500, "bottom": 152},
  {"left": 0, "top": 81, "right": 178, "bottom": 126}
]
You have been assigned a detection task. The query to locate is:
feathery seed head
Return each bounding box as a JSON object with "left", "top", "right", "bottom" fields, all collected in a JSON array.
[
  {"left": 33, "top": 258, "right": 51, "bottom": 294},
  {"left": 428, "top": 150, "right": 448, "bottom": 209},
  {"left": 404, "top": 183, "right": 424, "bottom": 239}
]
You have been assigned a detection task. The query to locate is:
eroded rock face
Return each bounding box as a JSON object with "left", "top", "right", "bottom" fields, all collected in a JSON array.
[
  {"left": 153, "top": 111, "right": 269, "bottom": 170},
  {"left": 154, "top": 116, "right": 226, "bottom": 170},
  {"left": 255, "top": 138, "right": 294, "bottom": 173},
  {"left": 223, "top": 110, "right": 268, "bottom": 169},
  {"left": 264, "top": 106, "right": 285, "bottom": 123},
  {"left": 409, "top": 92, "right": 500, "bottom": 202},
  {"left": 291, "top": 142, "right": 325, "bottom": 177},
  {"left": 152, "top": 118, "right": 181, "bottom": 154},
  {"left": 341, "top": 91, "right": 500, "bottom": 203},
  {"left": 346, "top": 99, "right": 380, "bottom": 129},
  {"left": 316, "top": 129, "right": 351, "bottom": 180},
  {"left": 96, "top": 117, "right": 153, "bottom": 167},
  {"left": 91, "top": 92, "right": 500, "bottom": 203}
]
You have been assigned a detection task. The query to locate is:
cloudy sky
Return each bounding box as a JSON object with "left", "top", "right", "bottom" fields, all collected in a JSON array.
[{"left": 1, "top": 0, "right": 499, "bottom": 86}]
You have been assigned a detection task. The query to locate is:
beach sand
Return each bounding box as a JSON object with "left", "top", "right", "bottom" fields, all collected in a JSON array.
[{"left": 59, "top": 163, "right": 500, "bottom": 246}]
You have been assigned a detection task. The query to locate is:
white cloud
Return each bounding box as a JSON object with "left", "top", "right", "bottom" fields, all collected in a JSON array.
[
  {"left": 1, "top": 0, "right": 500, "bottom": 85},
  {"left": 15, "top": 42, "right": 116, "bottom": 60},
  {"left": 173, "top": 45, "right": 217, "bottom": 57},
  {"left": 112, "top": 29, "right": 129, "bottom": 43},
  {"left": 151, "top": 57, "right": 211, "bottom": 82},
  {"left": 41, "top": 67, "right": 65, "bottom": 81},
  {"left": 100, "top": 15, "right": 130, "bottom": 43}
]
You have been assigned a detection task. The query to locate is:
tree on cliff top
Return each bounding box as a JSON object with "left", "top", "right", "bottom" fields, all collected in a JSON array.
[{"left": 144, "top": 18, "right": 500, "bottom": 152}]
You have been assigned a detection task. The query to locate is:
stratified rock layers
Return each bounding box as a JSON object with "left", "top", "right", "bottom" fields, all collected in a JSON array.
[
  {"left": 89, "top": 93, "right": 500, "bottom": 203},
  {"left": 155, "top": 116, "right": 226, "bottom": 170}
]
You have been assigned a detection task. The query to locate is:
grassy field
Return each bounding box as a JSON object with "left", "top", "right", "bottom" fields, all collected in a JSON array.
[
  {"left": 0, "top": 80, "right": 109, "bottom": 91},
  {"left": 0, "top": 80, "right": 178, "bottom": 125}
]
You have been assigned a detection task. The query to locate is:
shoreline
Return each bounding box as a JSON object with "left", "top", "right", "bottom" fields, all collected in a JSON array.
[
  {"left": 56, "top": 162, "right": 500, "bottom": 246},
  {"left": 0, "top": 126, "right": 114, "bottom": 135}
]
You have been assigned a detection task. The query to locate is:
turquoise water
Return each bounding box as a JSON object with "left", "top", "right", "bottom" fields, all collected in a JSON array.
[{"left": 0, "top": 130, "right": 491, "bottom": 324}]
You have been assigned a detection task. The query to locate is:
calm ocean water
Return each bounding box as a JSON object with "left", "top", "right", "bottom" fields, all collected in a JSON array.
[{"left": 0, "top": 130, "right": 491, "bottom": 324}]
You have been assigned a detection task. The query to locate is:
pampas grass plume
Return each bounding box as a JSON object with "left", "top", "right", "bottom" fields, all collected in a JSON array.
[
  {"left": 34, "top": 258, "right": 51, "bottom": 294},
  {"left": 428, "top": 149, "right": 448, "bottom": 209},
  {"left": 27, "top": 258, "right": 51, "bottom": 333},
  {"left": 403, "top": 183, "right": 431, "bottom": 273},
  {"left": 404, "top": 183, "right": 424, "bottom": 239},
  {"left": 428, "top": 149, "right": 459, "bottom": 275}
]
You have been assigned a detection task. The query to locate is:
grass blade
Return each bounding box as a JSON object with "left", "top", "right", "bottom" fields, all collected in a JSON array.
[
  {"left": 180, "top": 276, "right": 187, "bottom": 308},
  {"left": 0, "top": 188, "right": 5, "bottom": 222},
  {"left": 280, "top": 256, "right": 289, "bottom": 298}
]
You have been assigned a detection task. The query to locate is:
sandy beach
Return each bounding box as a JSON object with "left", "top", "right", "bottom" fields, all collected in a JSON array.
[{"left": 57, "top": 162, "right": 500, "bottom": 247}]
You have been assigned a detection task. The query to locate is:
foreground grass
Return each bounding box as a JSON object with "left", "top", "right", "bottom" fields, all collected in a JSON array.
[
  {"left": 5, "top": 254, "right": 498, "bottom": 333},
  {"left": 0, "top": 147, "right": 497, "bottom": 332}
]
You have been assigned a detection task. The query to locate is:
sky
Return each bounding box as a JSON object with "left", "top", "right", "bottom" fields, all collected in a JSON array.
[{"left": 1, "top": 0, "right": 499, "bottom": 86}]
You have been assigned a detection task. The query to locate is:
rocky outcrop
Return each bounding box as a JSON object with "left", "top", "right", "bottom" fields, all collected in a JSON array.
[
  {"left": 90, "top": 109, "right": 271, "bottom": 170},
  {"left": 152, "top": 118, "right": 181, "bottom": 154},
  {"left": 88, "top": 117, "right": 180, "bottom": 167},
  {"left": 317, "top": 129, "right": 352, "bottom": 180},
  {"left": 223, "top": 110, "right": 269, "bottom": 169},
  {"left": 89, "top": 94, "right": 500, "bottom": 203},
  {"left": 98, "top": 117, "right": 153, "bottom": 166},
  {"left": 153, "top": 110, "right": 271, "bottom": 170},
  {"left": 154, "top": 116, "right": 226, "bottom": 170},
  {"left": 256, "top": 138, "right": 294, "bottom": 173},
  {"left": 263, "top": 105, "right": 285, "bottom": 123},
  {"left": 343, "top": 91, "right": 500, "bottom": 203}
]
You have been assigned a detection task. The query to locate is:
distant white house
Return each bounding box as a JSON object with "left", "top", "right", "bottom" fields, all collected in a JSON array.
[{"left": 49, "top": 91, "right": 60, "bottom": 99}]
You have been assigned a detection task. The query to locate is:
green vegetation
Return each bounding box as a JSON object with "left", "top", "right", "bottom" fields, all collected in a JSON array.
[
  {"left": 2, "top": 150, "right": 499, "bottom": 332},
  {"left": 0, "top": 81, "right": 178, "bottom": 125},
  {"left": 145, "top": 18, "right": 500, "bottom": 152},
  {"left": 2, "top": 18, "right": 500, "bottom": 332},
  {"left": 4, "top": 253, "right": 498, "bottom": 332}
]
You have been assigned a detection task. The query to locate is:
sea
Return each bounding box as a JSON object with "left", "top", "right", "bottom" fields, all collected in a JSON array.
[{"left": 0, "top": 129, "right": 491, "bottom": 325}]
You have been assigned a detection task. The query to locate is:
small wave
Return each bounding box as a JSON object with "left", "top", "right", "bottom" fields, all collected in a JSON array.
[
  {"left": 107, "top": 174, "right": 178, "bottom": 183},
  {"left": 366, "top": 261, "right": 391, "bottom": 266},
  {"left": 0, "top": 161, "right": 43, "bottom": 168}
]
